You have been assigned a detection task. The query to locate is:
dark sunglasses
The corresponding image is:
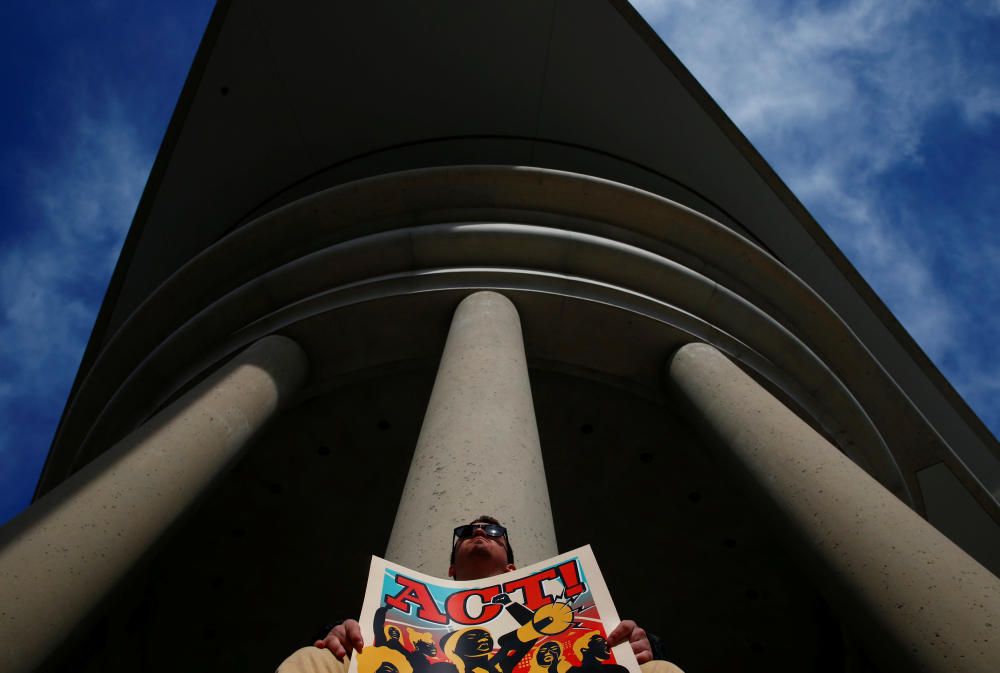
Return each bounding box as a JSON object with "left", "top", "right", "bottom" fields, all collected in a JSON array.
[{"left": 453, "top": 523, "right": 508, "bottom": 539}]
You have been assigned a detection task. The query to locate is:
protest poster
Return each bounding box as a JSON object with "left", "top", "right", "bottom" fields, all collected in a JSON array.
[{"left": 347, "top": 545, "right": 638, "bottom": 673}]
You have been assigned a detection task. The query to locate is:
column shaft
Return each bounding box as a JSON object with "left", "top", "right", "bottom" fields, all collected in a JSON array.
[
  {"left": 666, "top": 342, "right": 999, "bottom": 672},
  {"left": 386, "top": 291, "right": 557, "bottom": 573},
  {"left": 0, "top": 335, "right": 308, "bottom": 673}
]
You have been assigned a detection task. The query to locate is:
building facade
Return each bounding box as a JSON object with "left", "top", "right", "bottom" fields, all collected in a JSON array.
[{"left": 2, "top": 2, "right": 998, "bottom": 672}]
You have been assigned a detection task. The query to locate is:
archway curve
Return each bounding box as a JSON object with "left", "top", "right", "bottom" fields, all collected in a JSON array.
[
  {"left": 50, "top": 166, "right": 919, "bottom": 505},
  {"left": 69, "top": 232, "right": 904, "bottom": 502}
]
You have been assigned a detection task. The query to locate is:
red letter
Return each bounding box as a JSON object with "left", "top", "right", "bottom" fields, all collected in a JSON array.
[
  {"left": 446, "top": 586, "right": 503, "bottom": 625},
  {"left": 556, "top": 560, "right": 585, "bottom": 598},
  {"left": 385, "top": 575, "right": 448, "bottom": 624},
  {"left": 504, "top": 567, "right": 558, "bottom": 611}
]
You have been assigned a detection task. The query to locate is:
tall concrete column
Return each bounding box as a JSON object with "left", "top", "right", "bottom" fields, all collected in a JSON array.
[
  {"left": 0, "top": 335, "right": 308, "bottom": 673},
  {"left": 386, "top": 291, "right": 557, "bottom": 573},
  {"left": 666, "top": 342, "right": 1000, "bottom": 672}
]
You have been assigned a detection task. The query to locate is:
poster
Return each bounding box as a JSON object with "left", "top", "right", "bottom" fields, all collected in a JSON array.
[{"left": 348, "top": 545, "right": 638, "bottom": 673}]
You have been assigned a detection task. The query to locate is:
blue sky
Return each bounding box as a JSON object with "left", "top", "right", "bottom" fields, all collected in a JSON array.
[{"left": 0, "top": 0, "right": 998, "bottom": 525}]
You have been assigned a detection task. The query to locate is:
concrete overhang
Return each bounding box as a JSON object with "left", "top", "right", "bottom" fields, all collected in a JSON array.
[{"left": 38, "top": 1, "right": 999, "bottom": 549}]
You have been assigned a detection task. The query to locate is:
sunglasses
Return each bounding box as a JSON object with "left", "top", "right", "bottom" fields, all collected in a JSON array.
[{"left": 453, "top": 523, "right": 508, "bottom": 539}]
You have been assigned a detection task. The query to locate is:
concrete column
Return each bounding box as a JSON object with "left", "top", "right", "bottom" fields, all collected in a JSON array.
[
  {"left": 386, "top": 291, "right": 557, "bottom": 573},
  {"left": 0, "top": 335, "right": 308, "bottom": 673},
  {"left": 666, "top": 342, "right": 1000, "bottom": 672}
]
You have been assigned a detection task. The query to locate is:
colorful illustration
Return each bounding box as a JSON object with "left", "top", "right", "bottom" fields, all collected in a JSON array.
[{"left": 350, "top": 546, "right": 638, "bottom": 673}]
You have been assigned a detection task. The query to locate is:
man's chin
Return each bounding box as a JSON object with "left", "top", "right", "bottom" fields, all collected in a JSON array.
[{"left": 461, "top": 544, "right": 496, "bottom": 562}]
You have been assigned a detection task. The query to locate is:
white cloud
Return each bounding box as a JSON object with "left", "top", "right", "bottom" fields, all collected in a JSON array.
[
  {"left": 632, "top": 1, "right": 1000, "bottom": 450},
  {"left": 0, "top": 102, "right": 149, "bottom": 465},
  {"left": 1, "top": 106, "right": 147, "bottom": 379},
  {"left": 0, "top": 3, "right": 213, "bottom": 524},
  {"left": 636, "top": 0, "right": 1000, "bottom": 177},
  {"left": 790, "top": 168, "right": 963, "bottom": 360}
]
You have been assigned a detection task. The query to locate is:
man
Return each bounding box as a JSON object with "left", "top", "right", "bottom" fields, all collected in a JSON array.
[{"left": 278, "top": 517, "right": 684, "bottom": 673}]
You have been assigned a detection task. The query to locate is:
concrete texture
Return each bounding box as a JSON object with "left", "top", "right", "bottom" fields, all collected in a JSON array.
[
  {"left": 0, "top": 335, "right": 307, "bottom": 673},
  {"left": 666, "top": 342, "right": 1000, "bottom": 672},
  {"left": 385, "top": 291, "right": 557, "bottom": 573}
]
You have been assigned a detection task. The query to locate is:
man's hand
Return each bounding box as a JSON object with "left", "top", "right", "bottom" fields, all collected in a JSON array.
[
  {"left": 314, "top": 619, "right": 365, "bottom": 660},
  {"left": 606, "top": 620, "right": 653, "bottom": 664}
]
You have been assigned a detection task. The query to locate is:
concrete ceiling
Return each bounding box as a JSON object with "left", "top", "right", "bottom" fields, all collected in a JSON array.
[{"left": 52, "top": 0, "right": 996, "bottom": 504}]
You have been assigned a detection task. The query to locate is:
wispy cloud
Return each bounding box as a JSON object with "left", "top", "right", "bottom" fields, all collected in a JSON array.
[
  {"left": 0, "top": 100, "right": 150, "bottom": 518},
  {"left": 0, "top": 2, "right": 212, "bottom": 524},
  {"left": 633, "top": 0, "right": 1000, "bottom": 448}
]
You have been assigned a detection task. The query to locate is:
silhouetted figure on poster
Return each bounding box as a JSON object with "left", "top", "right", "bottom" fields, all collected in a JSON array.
[
  {"left": 570, "top": 632, "right": 628, "bottom": 673},
  {"left": 407, "top": 627, "right": 458, "bottom": 673},
  {"left": 441, "top": 595, "right": 573, "bottom": 673},
  {"left": 530, "top": 641, "right": 570, "bottom": 673},
  {"left": 358, "top": 607, "right": 417, "bottom": 673},
  {"left": 406, "top": 629, "right": 437, "bottom": 659},
  {"left": 443, "top": 627, "right": 496, "bottom": 673},
  {"left": 372, "top": 606, "right": 458, "bottom": 673},
  {"left": 357, "top": 645, "right": 413, "bottom": 673},
  {"left": 374, "top": 606, "right": 409, "bottom": 656}
]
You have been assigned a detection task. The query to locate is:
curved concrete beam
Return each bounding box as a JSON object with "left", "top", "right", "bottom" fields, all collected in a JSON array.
[
  {"left": 42, "top": 166, "right": 982, "bottom": 517},
  {"left": 69, "top": 224, "right": 904, "bottom": 499}
]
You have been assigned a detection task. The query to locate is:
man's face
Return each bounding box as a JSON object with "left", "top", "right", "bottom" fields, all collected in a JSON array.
[{"left": 449, "top": 521, "right": 514, "bottom": 580}]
